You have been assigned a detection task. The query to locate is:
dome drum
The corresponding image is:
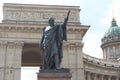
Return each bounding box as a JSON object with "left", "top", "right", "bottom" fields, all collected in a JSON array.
[{"left": 101, "top": 34, "right": 120, "bottom": 44}]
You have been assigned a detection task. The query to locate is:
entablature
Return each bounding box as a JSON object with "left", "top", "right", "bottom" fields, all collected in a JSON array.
[{"left": 0, "top": 23, "right": 89, "bottom": 40}]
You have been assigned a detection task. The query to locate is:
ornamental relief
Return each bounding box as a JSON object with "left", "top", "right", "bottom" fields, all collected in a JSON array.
[
  {"left": 7, "top": 42, "right": 16, "bottom": 48},
  {"left": 5, "top": 11, "right": 79, "bottom": 22}
]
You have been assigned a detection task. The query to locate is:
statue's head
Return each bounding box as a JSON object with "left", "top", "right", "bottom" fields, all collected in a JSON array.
[{"left": 48, "top": 17, "right": 55, "bottom": 26}]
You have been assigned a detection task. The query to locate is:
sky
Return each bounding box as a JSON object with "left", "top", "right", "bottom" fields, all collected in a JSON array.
[{"left": 0, "top": 0, "right": 120, "bottom": 80}]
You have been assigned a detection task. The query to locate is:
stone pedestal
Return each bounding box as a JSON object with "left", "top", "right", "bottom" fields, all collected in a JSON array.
[{"left": 37, "top": 69, "right": 72, "bottom": 80}]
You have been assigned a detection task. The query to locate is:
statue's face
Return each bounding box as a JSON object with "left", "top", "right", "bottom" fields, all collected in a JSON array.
[{"left": 49, "top": 18, "right": 55, "bottom": 26}]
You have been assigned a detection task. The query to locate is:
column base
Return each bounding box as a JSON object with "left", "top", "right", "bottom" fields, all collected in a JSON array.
[{"left": 37, "top": 68, "right": 72, "bottom": 80}]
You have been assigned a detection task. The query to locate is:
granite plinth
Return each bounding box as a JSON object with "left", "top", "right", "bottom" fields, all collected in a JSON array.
[{"left": 37, "top": 68, "right": 72, "bottom": 80}]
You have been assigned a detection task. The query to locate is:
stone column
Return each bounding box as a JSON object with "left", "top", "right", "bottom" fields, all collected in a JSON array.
[
  {"left": 101, "top": 75, "right": 104, "bottom": 80},
  {"left": 14, "top": 41, "right": 24, "bottom": 80},
  {"left": 0, "top": 41, "right": 7, "bottom": 80},
  {"left": 4, "top": 42, "right": 16, "bottom": 80},
  {"left": 60, "top": 40, "right": 84, "bottom": 80},
  {"left": 75, "top": 42, "right": 85, "bottom": 80},
  {"left": 108, "top": 76, "right": 111, "bottom": 80},
  {"left": 87, "top": 72, "right": 91, "bottom": 80},
  {"left": 113, "top": 46, "right": 116, "bottom": 58},
  {"left": 94, "top": 74, "right": 97, "bottom": 80},
  {"left": 108, "top": 47, "right": 110, "bottom": 60},
  {"left": 85, "top": 71, "right": 88, "bottom": 80},
  {"left": 118, "top": 45, "right": 120, "bottom": 53},
  {"left": 4, "top": 41, "right": 24, "bottom": 80},
  {"left": 103, "top": 48, "right": 106, "bottom": 59},
  {"left": 61, "top": 42, "right": 69, "bottom": 68},
  {"left": 67, "top": 42, "right": 76, "bottom": 80},
  {"left": 116, "top": 77, "right": 119, "bottom": 80}
]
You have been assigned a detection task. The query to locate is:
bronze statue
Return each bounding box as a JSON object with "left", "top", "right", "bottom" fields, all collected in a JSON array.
[{"left": 39, "top": 10, "right": 70, "bottom": 70}]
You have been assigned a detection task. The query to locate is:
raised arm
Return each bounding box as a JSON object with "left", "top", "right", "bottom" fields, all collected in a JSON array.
[{"left": 63, "top": 10, "right": 70, "bottom": 27}]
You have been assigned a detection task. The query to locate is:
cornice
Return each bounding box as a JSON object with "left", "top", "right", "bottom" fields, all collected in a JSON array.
[
  {"left": 0, "top": 23, "right": 89, "bottom": 34},
  {"left": 4, "top": 3, "right": 80, "bottom": 11},
  {"left": 0, "top": 23, "right": 42, "bottom": 33},
  {"left": 83, "top": 53, "right": 120, "bottom": 69}
]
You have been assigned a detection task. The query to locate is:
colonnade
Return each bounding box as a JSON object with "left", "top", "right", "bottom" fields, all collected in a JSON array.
[{"left": 85, "top": 71, "right": 120, "bottom": 80}]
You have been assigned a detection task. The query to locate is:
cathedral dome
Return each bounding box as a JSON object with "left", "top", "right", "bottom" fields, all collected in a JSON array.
[
  {"left": 101, "top": 18, "right": 120, "bottom": 44},
  {"left": 101, "top": 18, "right": 120, "bottom": 61}
]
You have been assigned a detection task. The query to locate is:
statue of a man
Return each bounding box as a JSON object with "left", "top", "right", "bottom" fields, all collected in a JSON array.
[{"left": 39, "top": 10, "right": 70, "bottom": 70}]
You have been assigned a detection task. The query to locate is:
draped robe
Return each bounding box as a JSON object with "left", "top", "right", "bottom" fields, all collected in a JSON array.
[{"left": 40, "top": 23, "right": 67, "bottom": 69}]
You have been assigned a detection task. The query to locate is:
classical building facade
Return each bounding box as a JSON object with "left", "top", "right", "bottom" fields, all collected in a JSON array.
[{"left": 0, "top": 3, "right": 119, "bottom": 80}]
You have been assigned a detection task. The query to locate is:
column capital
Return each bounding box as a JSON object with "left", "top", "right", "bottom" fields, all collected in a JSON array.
[
  {"left": 75, "top": 42, "right": 84, "bottom": 48},
  {"left": 7, "top": 41, "right": 24, "bottom": 48},
  {"left": 7, "top": 41, "right": 16, "bottom": 48},
  {"left": 63, "top": 42, "right": 70, "bottom": 48},
  {"left": 15, "top": 41, "right": 24, "bottom": 48},
  {"left": 0, "top": 40, "right": 8, "bottom": 48},
  {"left": 63, "top": 41, "right": 83, "bottom": 48}
]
